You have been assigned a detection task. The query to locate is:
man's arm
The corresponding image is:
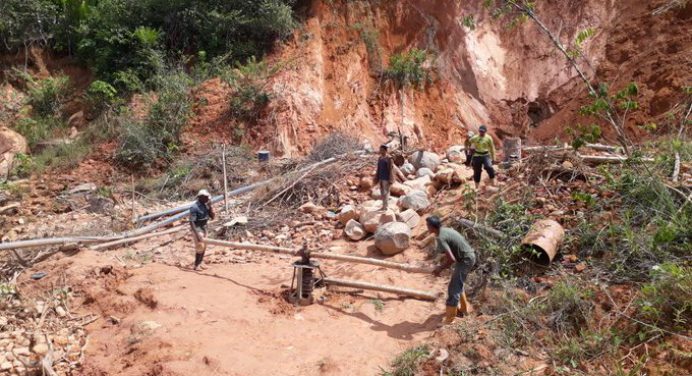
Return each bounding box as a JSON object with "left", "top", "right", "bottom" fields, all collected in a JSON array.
[
  {"left": 207, "top": 203, "right": 215, "bottom": 220},
  {"left": 489, "top": 136, "right": 496, "bottom": 162},
  {"left": 388, "top": 157, "right": 394, "bottom": 182},
  {"left": 432, "top": 242, "right": 456, "bottom": 276}
]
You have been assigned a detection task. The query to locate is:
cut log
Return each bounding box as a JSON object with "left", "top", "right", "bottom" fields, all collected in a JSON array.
[
  {"left": 323, "top": 277, "right": 439, "bottom": 301},
  {"left": 580, "top": 155, "right": 654, "bottom": 164}
]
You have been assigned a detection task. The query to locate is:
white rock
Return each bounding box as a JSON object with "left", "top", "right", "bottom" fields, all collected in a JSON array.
[
  {"left": 403, "top": 175, "right": 432, "bottom": 192},
  {"left": 416, "top": 168, "right": 434, "bottom": 178},
  {"left": 344, "top": 219, "right": 366, "bottom": 241},
  {"left": 389, "top": 182, "right": 411, "bottom": 197},
  {"left": 337, "top": 205, "right": 359, "bottom": 225},
  {"left": 55, "top": 306, "right": 67, "bottom": 318},
  {"left": 400, "top": 162, "right": 415, "bottom": 175},
  {"left": 0, "top": 361, "right": 11, "bottom": 371},
  {"left": 409, "top": 151, "right": 441, "bottom": 172},
  {"left": 131, "top": 320, "right": 161, "bottom": 337},
  {"left": 359, "top": 209, "right": 397, "bottom": 233},
  {"left": 398, "top": 191, "right": 431, "bottom": 212},
  {"left": 69, "top": 183, "right": 97, "bottom": 194},
  {"left": 397, "top": 209, "right": 421, "bottom": 229},
  {"left": 446, "top": 145, "right": 465, "bottom": 163},
  {"left": 375, "top": 222, "right": 412, "bottom": 255}
]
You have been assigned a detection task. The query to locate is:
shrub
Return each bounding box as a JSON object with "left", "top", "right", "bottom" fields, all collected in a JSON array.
[
  {"left": 85, "top": 80, "right": 118, "bottom": 116},
  {"left": 384, "top": 48, "right": 431, "bottom": 89},
  {"left": 14, "top": 116, "right": 65, "bottom": 150},
  {"left": 26, "top": 75, "right": 71, "bottom": 118},
  {"left": 114, "top": 116, "right": 162, "bottom": 169},
  {"left": 637, "top": 263, "right": 692, "bottom": 333},
  {"left": 380, "top": 345, "right": 430, "bottom": 376},
  {"left": 226, "top": 57, "right": 275, "bottom": 122},
  {"left": 540, "top": 281, "right": 594, "bottom": 334}
]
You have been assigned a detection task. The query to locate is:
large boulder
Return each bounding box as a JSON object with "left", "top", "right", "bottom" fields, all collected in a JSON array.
[
  {"left": 416, "top": 167, "right": 434, "bottom": 178},
  {"left": 403, "top": 175, "right": 432, "bottom": 192},
  {"left": 375, "top": 222, "right": 412, "bottom": 255},
  {"left": 359, "top": 207, "right": 397, "bottom": 233},
  {"left": 359, "top": 176, "right": 373, "bottom": 191},
  {"left": 400, "top": 162, "right": 415, "bottom": 175},
  {"left": 409, "top": 151, "right": 441, "bottom": 172},
  {"left": 337, "top": 205, "right": 359, "bottom": 225},
  {"left": 446, "top": 145, "right": 465, "bottom": 163},
  {"left": 0, "top": 127, "right": 28, "bottom": 182},
  {"left": 398, "top": 190, "right": 431, "bottom": 212},
  {"left": 397, "top": 209, "right": 421, "bottom": 229},
  {"left": 434, "top": 163, "right": 470, "bottom": 186},
  {"left": 344, "top": 219, "right": 366, "bottom": 241},
  {"left": 390, "top": 182, "right": 411, "bottom": 197}
]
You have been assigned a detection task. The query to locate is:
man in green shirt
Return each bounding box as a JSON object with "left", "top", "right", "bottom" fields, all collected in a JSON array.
[
  {"left": 468, "top": 125, "right": 496, "bottom": 189},
  {"left": 427, "top": 216, "right": 476, "bottom": 324}
]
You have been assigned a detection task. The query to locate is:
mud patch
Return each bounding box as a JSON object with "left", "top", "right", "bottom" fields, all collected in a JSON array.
[
  {"left": 134, "top": 288, "right": 159, "bottom": 309},
  {"left": 254, "top": 288, "right": 296, "bottom": 316}
]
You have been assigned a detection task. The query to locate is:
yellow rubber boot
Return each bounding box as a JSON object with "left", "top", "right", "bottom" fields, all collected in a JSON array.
[
  {"left": 442, "top": 306, "right": 458, "bottom": 325},
  {"left": 459, "top": 291, "right": 474, "bottom": 315}
]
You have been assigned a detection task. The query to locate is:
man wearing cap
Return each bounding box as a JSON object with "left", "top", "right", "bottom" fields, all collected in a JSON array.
[
  {"left": 190, "top": 189, "right": 215, "bottom": 270},
  {"left": 468, "top": 125, "right": 496, "bottom": 189},
  {"left": 373, "top": 144, "right": 394, "bottom": 210},
  {"left": 427, "top": 215, "right": 476, "bottom": 325}
]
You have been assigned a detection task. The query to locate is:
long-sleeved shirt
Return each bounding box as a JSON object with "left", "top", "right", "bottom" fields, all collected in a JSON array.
[
  {"left": 189, "top": 200, "right": 212, "bottom": 228},
  {"left": 469, "top": 134, "right": 496, "bottom": 160}
]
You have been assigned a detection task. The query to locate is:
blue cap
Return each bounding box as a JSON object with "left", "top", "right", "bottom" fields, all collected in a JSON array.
[{"left": 479, "top": 125, "right": 487, "bottom": 132}]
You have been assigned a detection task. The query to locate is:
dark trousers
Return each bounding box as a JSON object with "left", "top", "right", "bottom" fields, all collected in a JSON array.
[
  {"left": 446, "top": 262, "right": 473, "bottom": 307},
  {"left": 472, "top": 155, "right": 495, "bottom": 183}
]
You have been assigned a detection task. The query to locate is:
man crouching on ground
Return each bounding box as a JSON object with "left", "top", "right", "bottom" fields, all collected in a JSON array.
[
  {"left": 427, "top": 216, "right": 476, "bottom": 325},
  {"left": 190, "top": 189, "right": 215, "bottom": 270}
]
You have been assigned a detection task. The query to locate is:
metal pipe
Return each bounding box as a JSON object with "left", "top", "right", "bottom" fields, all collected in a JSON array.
[
  {"left": 521, "top": 219, "right": 565, "bottom": 264},
  {"left": 322, "top": 277, "right": 439, "bottom": 301},
  {"left": 203, "top": 239, "right": 434, "bottom": 273}
]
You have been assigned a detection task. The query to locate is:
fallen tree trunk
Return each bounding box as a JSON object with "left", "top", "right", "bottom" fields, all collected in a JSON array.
[
  {"left": 673, "top": 152, "right": 680, "bottom": 183},
  {"left": 322, "top": 277, "right": 439, "bottom": 301},
  {"left": 203, "top": 238, "right": 434, "bottom": 273},
  {"left": 523, "top": 143, "right": 622, "bottom": 153}
]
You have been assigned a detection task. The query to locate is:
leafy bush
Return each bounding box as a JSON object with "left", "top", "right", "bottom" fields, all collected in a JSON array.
[
  {"left": 0, "top": 0, "right": 58, "bottom": 52},
  {"left": 637, "top": 263, "right": 692, "bottom": 332},
  {"left": 115, "top": 69, "right": 193, "bottom": 169},
  {"left": 384, "top": 48, "right": 431, "bottom": 89},
  {"left": 540, "top": 281, "right": 594, "bottom": 334},
  {"left": 85, "top": 80, "right": 118, "bottom": 116},
  {"left": 14, "top": 116, "right": 65, "bottom": 150},
  {"left": 26, "top": 75, "right": 71, "bottom": 118},
  {"left": 226, "top": 57, "right": 276, "bottom": 122}
]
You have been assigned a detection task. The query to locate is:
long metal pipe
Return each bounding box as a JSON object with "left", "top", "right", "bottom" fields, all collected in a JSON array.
[
  {"left": 322, "top": 277, "right": 439, "bottom": 301},
  {"left": 203, "top": 238, "right": 434, "bottom": 274}
]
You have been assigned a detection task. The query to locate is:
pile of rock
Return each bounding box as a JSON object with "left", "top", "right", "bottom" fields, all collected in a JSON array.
[
  {"left": 336, "top": 148, "right": 472, "bottom": 256},
  {"left": 0, "top": 297, "right": 88, "bottom": 375}
]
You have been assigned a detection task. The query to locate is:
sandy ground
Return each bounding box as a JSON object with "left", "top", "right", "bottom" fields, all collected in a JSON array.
[{"left": 23, "top": 231, "right": 449, "bottom": 376}]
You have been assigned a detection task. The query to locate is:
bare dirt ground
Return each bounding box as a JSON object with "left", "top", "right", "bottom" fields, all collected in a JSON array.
[{"left": 17, "top": 229, "right": 449, "bottom": 376}]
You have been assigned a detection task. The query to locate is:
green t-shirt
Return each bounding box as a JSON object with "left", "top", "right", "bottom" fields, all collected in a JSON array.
[
  {"left": 437, "top": 227, "right": 476, "bottom": 265},
  {"left": 469, "top": 134, "right": 496, "bottom": 160}
]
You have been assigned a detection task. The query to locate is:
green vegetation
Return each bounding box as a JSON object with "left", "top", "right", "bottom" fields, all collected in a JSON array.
[
  {"left": 380, "top": 345, "right": 430, "bottom": 376},
  {"left": 637, "top": 263, "right": 692, "bottom": 333},
  {"left": 353, "top": 22, "right": 383, "bottom": 74},
  {"left": 1, "top": 0, "right": 297, "bottom": 91},
  {"left": 383, "top": 48, "right": 431, "bottom": 89}
]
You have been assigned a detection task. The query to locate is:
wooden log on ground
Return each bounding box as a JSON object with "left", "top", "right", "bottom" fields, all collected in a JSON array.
[
  {"left": 0, "top": 236, "right": 121, "bottom": 251},
  {"left": 203, "top": 238, "right": 298, "bottom": 256},
  {"left": 322, "top": 277, "right": 439, "bottom": 301},
  {"left": 579, "top": 155, "right": 654, "bottom": 164}
]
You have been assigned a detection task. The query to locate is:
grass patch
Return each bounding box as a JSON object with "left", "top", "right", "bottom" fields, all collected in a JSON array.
[{"left": 380, "top": 345, "right": 430, "bottom": 376}]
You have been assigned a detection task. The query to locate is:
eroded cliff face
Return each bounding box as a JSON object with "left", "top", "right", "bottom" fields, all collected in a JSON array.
[{"left": 194, "top": 0, "right": 690, "bottom": 156}]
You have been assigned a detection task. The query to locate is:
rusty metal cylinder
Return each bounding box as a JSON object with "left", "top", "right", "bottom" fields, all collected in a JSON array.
[
  {"left": 503, "top": 137, "right": 522, "bottom": 162},
  {"left": 521, "top": 219, "right": 565, "bottom": 264}
]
